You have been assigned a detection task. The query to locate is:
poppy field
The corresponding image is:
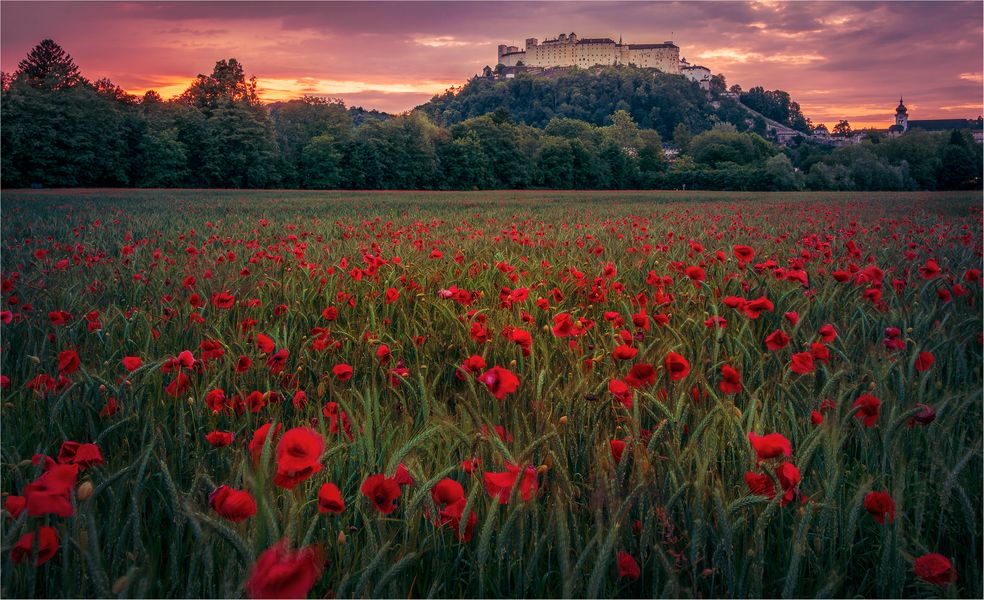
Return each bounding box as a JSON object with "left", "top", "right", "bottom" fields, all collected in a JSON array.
[{"left": 0, "top": 189, "right": 981, "bottom": 599}]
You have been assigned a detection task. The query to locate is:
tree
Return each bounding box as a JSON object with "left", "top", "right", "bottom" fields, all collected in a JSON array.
[
  {"left": 937, "top": 132, "right": 980, "bottom": 189},
  {"left": 14, "top": 39, "right": 84, "bottom": 90},
  {"left": 604, "top": 109, "right": 643, "bottom": 150},
  {"left": 180, "top": 58, "right": 260, "bottom": 111},
  {"left": 299, "top": 134, "right": 343, "bottom": 189},
  {"left": 832, "top": 120, "right": 852, "bottom": 137},
  {"left": 672, "top": 123, "right": 692, "bottom": 151},
  {"left": 764, "top": 154, "right": 804, "bottom": 190},
  {"left": 269, "top": 97, "right": 353, "bottom": 186}
]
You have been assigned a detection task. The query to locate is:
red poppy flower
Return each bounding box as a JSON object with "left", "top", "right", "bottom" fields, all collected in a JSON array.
[
  {"left": 853, "top": 394, "right": 881, "bottom": 427},
  {"left": 810, "top": 410, "right": 824, "bottom": 425},
  {"left": 437, "top": 497, "right": 476, "bottom": 542},
  {"left": 212, "top": 292, "right": 235, "bottom": 309},
  {"left": 256, "top": 333, "right": 275, "bottom": 354},
  {"left": 24, "top": 463, "right": 78, "bottom": 517},
  {"left": 431, "top": 479, "right": 465, "bottom": 505},
  {"left": 205, "top": 431, "right": 234, "bottom": 447},
  {"left": 765, "top": 330, "right": 790, "bottom": 350},
  {"left": 918, "top": 259, "right": 941, "bottom": 279},
  {"left": 733, "top": 245, "right": 755, "bottom": 263},
  {"left": 274, "top": 428, "right": 325, "bottom": 489},
  {"left": 913, "top": 553, "right": 956, "bottom": 586},
  {"left": 863, "top": 491, "right": 896, "bottom": 524},
  {"left": 613, "top": 344, "right": 638, "bottom": 361},
  {"left": 235, "top": 356, "right": 253, "bottom": 373},
  {"left": 624, "top": 363, "right": 656, "bottom": 388},
  {"left": 56, "top": 442, "right": 104, "bottom": 469},
  {"left": 744, "top": 471, "right": 774, "bottom": 499},
  {"left": 361, "top": 474, "right": 401, "bottom": 514},
  {"left": 266, "top": 348, "right": 288, "bottom": 374},
  {"left": 909, "top": 403, "right": 936, "bottom": 427},
  {"left": 332, "top": 364, "right": 353, "bottom": 382},
  {"left": 684, "top": 265, "right": 706, "bottom": 283},
  {"left": 209, "top": 485, "right": 257, "bottom": 522},
  {"left": 915, "top": 351, "right": 935, "bottom": 372},
  {"left": 609, "top": 378, "right": 633, "bottom": 409},
  {"left": 245, "top": 539, "right": 325, "bottom": 599},
  {"left": 819, "top": 324, "right": 837, "bottom": 342},
  {"left": 248, "top": 423, "right": 283, "bottom": 464},
  {"left": 664, "top": 352, "right": 690, "bottom": 381},
  {"left": 789, "top": 352, "right": 815, "bottom": 374},
  {"left": 5, "top": 495, "right": 26, "bottom": 519},
  {"left": 740, "top": 296, "right": 774, "bottom": 319},
  {"left": 611, "top": 439, "right": 627, "bottom": 464},
  {"left": 393, "top": 464, "right": 415, "bottom": 486},
  {"left": 317, "top": 483, "right": 345, "bottom": 514},
  {"left": 747, "top": 432, "right": 792, "bottom": 463},
  {"left": 483, "top": 463, "right": 538, "bottom": 504},
  {"left": 719, "top": 364, "right": 742, "bottom": 394},
  {"left": 376, "top": 344, "right": 392, "bottom": 364},
  {"left": 776, "top": 462, "right": 800, "bottom": 506},
  {"left": 478, "top": 366, "right": 519, "bottom": 400},
  {"left": 10, "top": 527, "right": 59, "bottom": 566},
  {"left": 617, "top": 551, "right": 641, "bottom": 580},
  {"left": 57, "top": 350, "right": 80, "bottom": 375}
]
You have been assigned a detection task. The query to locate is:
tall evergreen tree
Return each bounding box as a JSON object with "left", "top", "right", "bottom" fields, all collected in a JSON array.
[{"left": 14, "top": 39, "right": 84, "bottom": 90}]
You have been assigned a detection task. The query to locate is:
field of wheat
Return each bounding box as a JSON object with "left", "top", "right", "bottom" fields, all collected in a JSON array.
[{"left": 0, "top": 189, "right": 980, "bottom": 598}]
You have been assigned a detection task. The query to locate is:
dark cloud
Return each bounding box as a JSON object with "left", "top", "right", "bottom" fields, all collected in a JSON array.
[{"left": 1, "top": 1, "right": 980, "bottom": 123}]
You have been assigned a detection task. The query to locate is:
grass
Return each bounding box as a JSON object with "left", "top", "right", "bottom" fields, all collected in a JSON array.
[{"left": 0, "top": 189, "right": 980, "bottom": 598}]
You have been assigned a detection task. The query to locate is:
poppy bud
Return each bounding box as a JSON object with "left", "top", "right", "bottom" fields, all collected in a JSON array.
[
  {"left": 542, "top": 325, "right": 549, "bottom": 332},
  {"left": 536, "top": 464, "right": 548, "bottom": 474},
  {"left": 77, "top": 480, "right": 94, "bottom": 501},
  {"left": 509, "top": 359, "right": 517, "bottom": 368},
  {"left": 337, "top": 531, "right": 346, "bottom": 545},
  {"left": 99, "top": 384, "right": 107, "bottom": 393},
  {"left": 112, "top": 568, "right": 138, "bottom": 594},
  {"left": 559, "top": 416, "right": 568, "bottom": 426},
  {"left": 29, "top": 355, "right": 40, "bottom": 364}
]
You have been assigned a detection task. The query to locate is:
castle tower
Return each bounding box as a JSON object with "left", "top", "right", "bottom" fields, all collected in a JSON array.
[{"left": 895, "top": 97, "right": 908, "bottom": 132}]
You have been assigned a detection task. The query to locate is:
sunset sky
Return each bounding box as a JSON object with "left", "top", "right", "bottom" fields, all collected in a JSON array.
[{"left": 2, "top": 1, "right": 982, "bottom": 128}]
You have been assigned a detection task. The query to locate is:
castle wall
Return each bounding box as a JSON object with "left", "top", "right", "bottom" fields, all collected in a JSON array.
[{"left": 499, "top": 34, "right": 682, "bottom": 73}]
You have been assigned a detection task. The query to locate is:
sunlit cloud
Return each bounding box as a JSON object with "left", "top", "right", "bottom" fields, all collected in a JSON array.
[
  {"left": 254, "top": 77, "right": 458, "bottom": 99},
  {"left": 959, "top": 72, "right": 983, "bottom": 82},
  {"left": 696, "top": 47, "right": 824, "bottom": 65},
  {"left": 413, "top": 36, "right": 473, "bottom": 48}
]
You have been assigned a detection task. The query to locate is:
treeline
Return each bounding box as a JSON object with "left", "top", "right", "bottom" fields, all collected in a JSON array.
[{"left": 1, "top": 40, "right": 980, "bottom": 190}]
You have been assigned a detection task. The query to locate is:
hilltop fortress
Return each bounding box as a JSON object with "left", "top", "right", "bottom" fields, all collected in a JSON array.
[{"left": 496, "top": 31, "right": 711, "bottom": 87}]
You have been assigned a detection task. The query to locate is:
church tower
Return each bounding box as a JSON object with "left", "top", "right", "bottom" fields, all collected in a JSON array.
[{"left": 895, "top": 97, "right": 908, "bottom": 132}]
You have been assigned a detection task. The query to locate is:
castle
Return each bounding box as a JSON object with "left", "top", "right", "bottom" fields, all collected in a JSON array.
[{"left": 496, "top": 32, "right": 711, "bottom": 88}]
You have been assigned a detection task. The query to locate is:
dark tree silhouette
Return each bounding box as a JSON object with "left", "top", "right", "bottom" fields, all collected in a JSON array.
[{"left": 15, "top": 39, "right": 84, "bottom": 90}]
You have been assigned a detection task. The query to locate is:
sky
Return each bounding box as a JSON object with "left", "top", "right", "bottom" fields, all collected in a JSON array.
[{"left": 2, "top": 1, "right": 982, "bottom": 128}]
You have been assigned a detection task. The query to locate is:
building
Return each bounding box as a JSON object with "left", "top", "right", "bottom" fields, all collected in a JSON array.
[
  {"left": 497, "top": 32, "right": 681, "bottom": 73},
  {"left": 888, "top": 97, "right": 983, "bottom": 142},
  {"left": 679, "top": 58, "right": 711, "bottom": 90}
]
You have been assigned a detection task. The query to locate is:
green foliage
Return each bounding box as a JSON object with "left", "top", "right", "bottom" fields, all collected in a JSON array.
[
  {"left": 740, "top": 87, "right": 811, "bottom": 133},
  {"left": 418, "top": 66, "right": 715, "bottom": 138}
]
